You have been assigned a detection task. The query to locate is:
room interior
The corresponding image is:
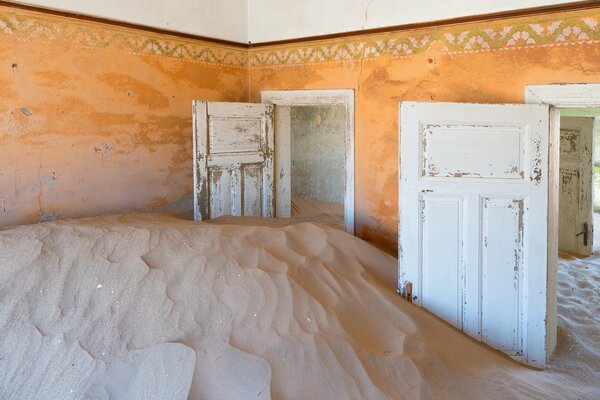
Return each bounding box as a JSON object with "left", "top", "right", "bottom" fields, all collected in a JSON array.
[{"left": 0, "top": 0, "right": 599, "bottom": 399}]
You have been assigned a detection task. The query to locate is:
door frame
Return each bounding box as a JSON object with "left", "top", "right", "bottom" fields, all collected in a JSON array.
[
  {"left": 261, "top": 89, "right": 355, "bottom": 234},
  {"left": 525, "top": 82, "right": 600, "bottom": 362}
]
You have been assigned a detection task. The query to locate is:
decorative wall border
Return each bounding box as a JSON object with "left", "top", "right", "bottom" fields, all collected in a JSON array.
[
  {"left": 0, "top": 4, "right": 598, "bottom": 69},
  {"left": 249, "top": 8, "right": 600, "bottom": 68},
  {"left": 0, "top": 5, "right": 248, "bottom": 68}
]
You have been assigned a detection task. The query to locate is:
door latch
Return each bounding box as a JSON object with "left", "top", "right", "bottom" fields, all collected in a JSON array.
[{"left": 576, "top": 222, "right": 589, "bottom": 246}]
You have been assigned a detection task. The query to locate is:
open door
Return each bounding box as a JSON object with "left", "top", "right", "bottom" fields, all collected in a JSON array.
[
  {"left": 193, "top": 101, "right": 274, "bottom": 221},
  {"left": 399, "top": 102, "right": 550, "bottom": 368},
  {"left": 558, "top": 117, "right": 593, "bottom": 255}
]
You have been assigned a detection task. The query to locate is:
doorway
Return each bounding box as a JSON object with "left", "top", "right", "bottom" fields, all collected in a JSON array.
[
  {"left": 261, "top": 90, "right": 355, "bottom": 234},
  {"left": 553, "top": 108, "right": 600, "bottom": 382},
  {"left": 524, "top": 84, "right": 600, "bottom": 370},
  {"left": 558, "top": 108, "right": 600, "bottom": 255},
  {"left": 288, "top": 105, "right": 346, "bottom": 230}
]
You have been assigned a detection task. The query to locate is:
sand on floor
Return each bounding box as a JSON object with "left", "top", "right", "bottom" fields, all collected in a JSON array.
[{"left": 0, "top": 212, "right": 598, "bottom": 399}]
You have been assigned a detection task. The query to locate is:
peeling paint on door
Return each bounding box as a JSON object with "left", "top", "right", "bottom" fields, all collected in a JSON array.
[{"left": 193, "top": 101, "right": 274, "bottom": 221}]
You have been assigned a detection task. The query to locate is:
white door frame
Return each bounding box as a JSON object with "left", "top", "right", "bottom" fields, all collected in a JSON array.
[
  {"left": 525, "top": 83, "right": 600, "bottom": 361},
  {"left": 261, "top": 90, "right": 355, "bottom": 234}
]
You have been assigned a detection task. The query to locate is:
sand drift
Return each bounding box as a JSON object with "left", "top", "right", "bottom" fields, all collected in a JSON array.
[{"left": 0, "top": 213, "right": 596, "bottom": 399}]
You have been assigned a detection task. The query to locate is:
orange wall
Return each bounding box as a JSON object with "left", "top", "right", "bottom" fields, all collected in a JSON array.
[
  {"left": 0, "top": 6, "right": 247, "bottom": 226},
  {"left": 249, "top": 8, "right": 600, "bottom": 252},
  {"left": 2, "top": 5, "right": 600, "bottom": 254}
]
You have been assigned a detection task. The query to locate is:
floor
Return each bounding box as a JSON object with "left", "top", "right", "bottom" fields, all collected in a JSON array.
[
  {"left": 546, "top": 213, "right": 600, "bottom": 394},
  {"left": 553, "top": 251, "right": 600, "bottom": 394},
  {"left": 207, "top": 197, "right": 345, "bottom": 231},
  {"left": 290, "top": 197, "right": 344, "bottom": 230}
]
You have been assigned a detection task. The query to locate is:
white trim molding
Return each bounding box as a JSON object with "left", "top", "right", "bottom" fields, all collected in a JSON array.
[
  {"left": 261, "top": 89, "right": 355, "bottom": 234},
  {"left": 525, "top": 82, "right": 600, "bottom": 363},
  {"left": 526, "top": 84, "right": 600, "bottom": 107}
]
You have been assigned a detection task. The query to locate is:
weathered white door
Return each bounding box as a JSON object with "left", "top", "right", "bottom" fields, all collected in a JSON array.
[
  {"left": 399, "top": 102, "right": 550, "bottom": 368},
  {"left": 193, "top": 101, "right": 275, "bottom": 221},
  {"left": 558, "top": 117, "right": 593, "bottom": 255}
]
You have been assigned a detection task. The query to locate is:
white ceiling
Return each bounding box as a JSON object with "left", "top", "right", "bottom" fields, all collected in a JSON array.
[
  {"left": 11, "top": 0, "right": 249, "bottom": 43},
  {"left": 248, "top": 0, "right": 576, "bottom": 43},
  {"left": 13, "top": 0, "right": 578, "bottom": 44}
]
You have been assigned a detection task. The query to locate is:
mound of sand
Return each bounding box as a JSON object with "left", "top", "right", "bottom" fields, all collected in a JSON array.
[{"left": 0, "top": 213, "right": 597, "bottom": 399}]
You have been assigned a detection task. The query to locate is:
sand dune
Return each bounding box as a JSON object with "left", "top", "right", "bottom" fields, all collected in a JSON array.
[{"left": 0, "top": 213, "right": 597, "bottom": 399}]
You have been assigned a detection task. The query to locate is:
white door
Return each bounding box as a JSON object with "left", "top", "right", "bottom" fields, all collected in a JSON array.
[
  {"left": 193, "top": 101, "right": 275, "bottom": 221},
  {"left": 558, "top": 117, "right": 593, "bottom": 255},
  {"left": 399, "top": 102, "right": 550, "bottom": 368}
]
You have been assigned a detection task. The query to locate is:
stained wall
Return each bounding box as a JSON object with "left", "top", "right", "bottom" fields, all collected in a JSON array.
[
  {"left": 2, "top": 4, "right": 600, "bottom": 254},
  {"left": 0, "top": 5, "right": 248, "bottom": 226},
  {"left": 249, "top": 8, "right": 600, "bottom": 252},
  {"left": 290, "top": 105, "right": 345, "bottom": 204}
]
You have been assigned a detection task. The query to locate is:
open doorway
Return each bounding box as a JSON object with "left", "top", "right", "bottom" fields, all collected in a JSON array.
[
  {"left": 553, "top": 107, "right": 600, "bottom": 384},
  {"left": 558, "top": 108, "right": 600, "bottom": 255},
  {"left": 396, "top": 87, "right": 600, "bottom": 368},
  {"left": 524, "top": 84, "right": 600, "bottom": 366},
  {"left": 191, "top": 91, "right": 354, "bottom": 233},
  {"left": 288, "top": 105, "right": 346, "bottom": 230},
  {"left": 262, "top": 90, "right": 355, "bottom": 234},
  {"left": 522, "top": 84, "right": 600, "bottom": 376}
]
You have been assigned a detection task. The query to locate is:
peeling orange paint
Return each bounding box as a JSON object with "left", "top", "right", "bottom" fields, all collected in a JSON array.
[
  {"left": 0, "top": 7, "right": 247, "bottom": 227},
  {"left": 99, "top": 72, "right": 171, "bottom": 109},
  {"left": 250, "top": 40, "right": 600, "bottom": 253},
  {"left": 1, "top": 4, "right": 600, "bottom": 254}
]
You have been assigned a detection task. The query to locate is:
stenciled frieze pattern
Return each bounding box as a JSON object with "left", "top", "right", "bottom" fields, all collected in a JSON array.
[
  {"left": 0, "top": 5, "right": 598, "bottom": 69},
  {"left": 0, "top": 6, "right": 247, "bottom": 68},
  {"left": 250, "top": 10, "right": 600, "bottom": 67}
]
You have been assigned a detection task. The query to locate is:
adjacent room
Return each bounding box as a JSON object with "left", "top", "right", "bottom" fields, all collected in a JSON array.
[
  {"left": 0, "top": 0, "right": 599, "bottom": 399},
  {"left": 289, "top": 105, "right": 347, "bottom": 230}
]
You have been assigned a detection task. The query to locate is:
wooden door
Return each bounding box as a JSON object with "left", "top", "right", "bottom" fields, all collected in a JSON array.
[
  {"left": 558, "top": 117, "right": 594, "bottom": 255},
  {"left": 399, "top": 102, "right": 550, "bottom": 368},
  {"left": 193, "top": 101, "right": 274, "bottom": 221}
]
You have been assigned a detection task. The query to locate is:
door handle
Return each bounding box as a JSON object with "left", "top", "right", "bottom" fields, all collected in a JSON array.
[{"left": 576, "top": 222, "right": 589, "bottom": 246}]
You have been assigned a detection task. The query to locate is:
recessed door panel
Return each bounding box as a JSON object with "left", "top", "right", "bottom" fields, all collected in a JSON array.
[
  {"left": 481, "top": 197, "right": 523, "bottom": 354},
  {"left": 421, "top": 124, "right": 526, "bottom": 180},
  {"left": 421, "top": 195, "right": 464, "bottom": 328}
]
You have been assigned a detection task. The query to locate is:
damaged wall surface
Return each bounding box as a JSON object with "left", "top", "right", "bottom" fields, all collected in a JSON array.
[
  {"left": 249, "top": 7, "right": 600, "bottom": 253},
  {"left": 1, "top": 4, "right": 600, "bottom": 254},
  {"left": 290, "top": 105, "right": 345, "bottom": 204},
  {"left": 0, "top": 4, "right": 247, "bottom": 227}
]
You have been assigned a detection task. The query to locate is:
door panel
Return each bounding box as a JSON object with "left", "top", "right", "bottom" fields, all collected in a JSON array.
[
  {"left": 399, "top": 102, "right": 549, "bottom": 368},
  {"left": 242, "top": 164, "right": 264, "bottom": 216},
  {"left": 481, "top": 197, "right": 523, "bottom": 355},
  {"left": 422, "top": 124, "right": 525, "bottom": 179},
  {"left": 209, "top": 168, "right": 233, "bottom": 218},
  {"left": 420, "top": 195, "right": 464, "bottom": 328},
  {"left": 558, "top": 117, "right": 593, "bottom": 255},
  {"left": 193, "top": 101, "right": 274, "bottom": 221}
]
